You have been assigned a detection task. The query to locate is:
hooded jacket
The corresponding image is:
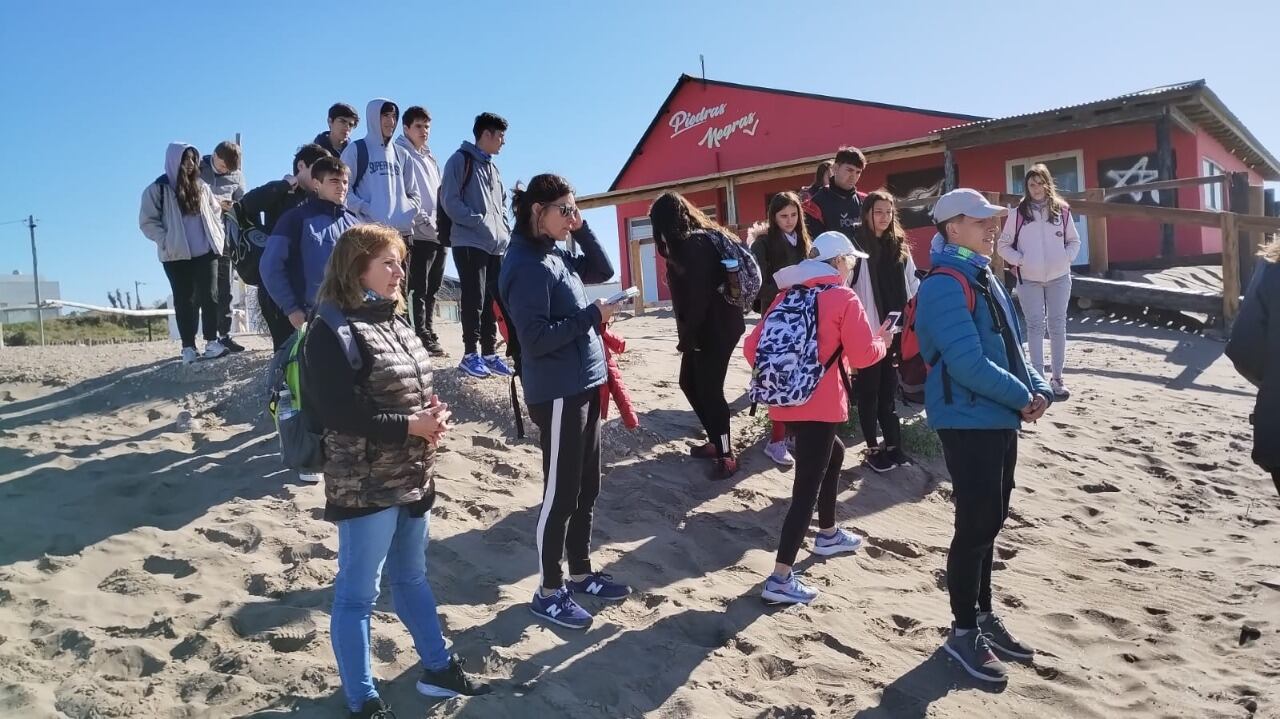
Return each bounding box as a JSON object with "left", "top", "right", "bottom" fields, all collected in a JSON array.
[
  {"left": 748, "top": 221, "right": 809, "bottom": 312},
  {"left": 439, "top": 141, "right": 510, "bottom": 255},
  {"left": 199, "top": 155, "right": 246, "bottom": 203},
  {"left": 996, "top": 203, "right": 1081, "bottom": 283},
  {"left": 138, "top": 142, "right": 225, "bottom": 262},
  {"left": 913, "top": 249, "right": 1053, "bottom": 430},
  {"left": 314, "top": 130, "right": 347, "bottom": 159},
  {"left": 340, "top": 99, "right": 421, "bottom": 233},
  {"left": 744, "top": 260, "right": 887, "bottom": 424},
  {"left": 803, "top": 184, "right": 866, "bottom": 242},
  {"left": 1226, "top": 259, "right": 1280, "bottom": 471},
  {"left": 259, "top": 196, "right": 360, "bottom": 316},
  {"left": 497, "top": 222, "right": 614, "bottom": 405},
  {"left": 394, "top": 134, "right": 442, "bottom": 243}
]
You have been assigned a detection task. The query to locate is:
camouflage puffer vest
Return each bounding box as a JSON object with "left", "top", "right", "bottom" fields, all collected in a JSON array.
[{"left": 322, "top": 300, "right": 436, "bottom": 509}]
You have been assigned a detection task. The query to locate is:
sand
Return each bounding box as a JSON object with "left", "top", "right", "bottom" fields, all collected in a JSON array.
[{"left": 0, "top": 311, "right": 1276, "bottom": 719}]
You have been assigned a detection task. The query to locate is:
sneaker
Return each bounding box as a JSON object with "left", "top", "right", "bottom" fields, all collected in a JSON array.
[
  {"left": 530, "top": 587, "right": 593, "bottom": 629},
  {"left": 219, "top": 336, "right": 246, "bottom": 353},
  {"left": 421, "top": 333, "right": 446, "bottom": 358},
  {"left": 887, "top": 446, "right": 914, "bottom": 468},
  {"left": 712, "top": 455, "right": 739, "bottom": 480},
  {"left": 458, "top": 353, "right": 491, "bottom": 378},
  {"left": 416, "top": 654, "right": 492, "bottom": 698},
  {"left": 350, "top": 698, "right": 397, "bottom": 719},
  {"left": 688, "top": 442, "right": 718, "bottom": 459},
  {"left": 1051, "top": 378, "right": 1071, "bottom": 401},
  {"left": 180, "top": 347, "right": 198, "bottom": 365},
  {"left": 761, "top": 571, "right": 819, "bottom": 605},
  {"left": 298, "top": 472, "right": 323, "bottom": 484},
  {"left": 763, "top": 440, "right": 795, "bottom": 467},
  {"left": 483, "top": 354, "right": 514, "bottom": 377},
  {"left": 203, "top": 340, "right": 229, "bottom": 360},
  {"left": 942, "top": 628, "right": 1008, "bottom": 683},
  {"left": 566, "top": 572, "right": 632, "bottom": 602},
  {"left": 812, "top": 528, "right": 864, "bottom": 556},
  {"left": 865, "top": 448, "right": 896, "bottom": 473},
  {"left": 979, "top": 612, "right": 1035, "bottom": 659}
]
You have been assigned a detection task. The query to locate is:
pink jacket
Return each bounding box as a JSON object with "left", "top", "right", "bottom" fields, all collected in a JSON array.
[{"left": 744, "top": 260, "right": 887, "bottom": 424}]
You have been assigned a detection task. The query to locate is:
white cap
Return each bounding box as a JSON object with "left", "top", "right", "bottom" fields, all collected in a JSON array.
[
  {"left": 810, "top": 231, "right": 869, "bottom": 262},
  {"left": 931, "top": 188, "right": 1008, "bottom": 223}
]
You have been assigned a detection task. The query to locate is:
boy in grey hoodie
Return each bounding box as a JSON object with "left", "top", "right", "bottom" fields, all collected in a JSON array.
[
  {"left": 340, "top": 99, "right": 421, "bottom": 234},
  {"left": 199, "top": 140, "right": 247, "bottom": 352},
  {"left": 395, "top": 105, "right": 446, "bottom": 357}
]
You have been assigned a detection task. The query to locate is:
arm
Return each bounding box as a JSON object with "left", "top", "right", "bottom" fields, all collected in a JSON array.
[
  {"left": 566, "top": 221, "right": 615, "bottom": 283},
  {"left": 239, "top": 182, "right": 282, "bottom": 230},
  {"left": 439, "top": 154, "right": 485, "bottom": 229},
  {"left": 1063, "top": 208, "right": 1082, "bottom": 263},
  {"left": 996, "top": 212, "right": 1023, "bottom": 266},
  {"left": 502, "top": 261, "right": 603, "bottom": 358},
  {"left": 303, "top": 320, "right": 408, "bottom": 443},
  {"left": 339, "top": 142, "right": 371, "bottom": 218},
  {"left": 750, "top": 236, "right": 777, "bottom": 299},
  {"left": 839, "top": 291, "right": 887, "bottom": 370},
  {"left": 916, "top": 278, "right": 1033, "bottom": 412},
  {"left": 139, "top": 184, "right": 165, "bottom": 244},
  {"left": 401, "top": 149, "right": 422, "bottom": 212},
  {"left": 259, "top": 213, "right": 304, "bottom": 316},
  {"left": 231, "top": 172, "right": 246, "bottom": 202}
]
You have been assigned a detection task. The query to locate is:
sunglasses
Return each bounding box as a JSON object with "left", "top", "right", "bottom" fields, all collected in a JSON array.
[{"left": 542, "top": 202, "right": 579, "bottom": 218}]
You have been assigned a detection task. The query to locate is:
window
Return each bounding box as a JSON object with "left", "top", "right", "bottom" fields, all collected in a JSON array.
[
  {"left": 1006, "top": 150, "right": 1085, "bottom": 194},
  {"left": 627, "top": 217, "right": 653, "bottom": 242},
  {"left": 1202, "top": 158, "right": 1225, "bottom": 211}
]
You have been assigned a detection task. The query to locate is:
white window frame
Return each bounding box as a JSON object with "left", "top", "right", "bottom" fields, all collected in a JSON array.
[
  {"left": 627, "top": 217, "right": 653, "bottom": 242},
  {"left": 1201, "top": 158, "right": 1225, "bottom": 211},
  {"left": 1004, "top": 149, "right": 1086, "bottom": 194}
]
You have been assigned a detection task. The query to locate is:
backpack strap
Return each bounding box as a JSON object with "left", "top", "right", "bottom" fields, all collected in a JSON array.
[
  {"left": 920, "top": 267, "right": 977, "bottom": 405},
  {"left": 314, "top": 302, "right": 362, "bottom": 371},
  {"left": 353, "top": 139, "right": 369, "bottom": 193}
]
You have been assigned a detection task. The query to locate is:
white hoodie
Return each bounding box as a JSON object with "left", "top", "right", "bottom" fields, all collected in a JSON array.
[
  {"left": 340, "top": 98, "right": 421, "bottom": 233},
  {"left": 997, "top": 204, "right": 1080, "bottom": 283}
]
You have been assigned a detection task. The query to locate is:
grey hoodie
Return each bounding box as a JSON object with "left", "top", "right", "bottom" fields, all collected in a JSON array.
[
  {"left": 439, "top": 141, "right": 510, "bottom": 255},
  {"left": 199, "top": 155, "right": 246, "bottom": 203},
  {"left": 138, "top": 143, "right": 225, "bottom": 262},
  {"left": 394, "top": 134, "right": 441, "bottom": 243},
  {"left": 340, "top": 98, "right": 421, "bottom": 233}
]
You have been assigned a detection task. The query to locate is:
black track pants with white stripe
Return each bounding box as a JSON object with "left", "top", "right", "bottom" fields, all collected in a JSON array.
[{"left": 528, "top": 388, "right": 603, "bottom": 590}]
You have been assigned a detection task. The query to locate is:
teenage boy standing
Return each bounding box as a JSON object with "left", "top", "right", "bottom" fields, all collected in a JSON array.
[
  {"left": 803, "top": 147, "right": 867, "bottom": 243},
  {"left": 914, "top": 188, "right": 1054, "bottom": 684},
  {"left": 315, "top": 103, "right": 359, "bottom": 158},
  {"left": 341, "top": 99, "right": 420, "bottom": 235},
  {"left": 200, "top": 140, "right": 247, "bottom": 352},
  {"left": 395, "top": 105, "right": 447, "bottom": 356}
]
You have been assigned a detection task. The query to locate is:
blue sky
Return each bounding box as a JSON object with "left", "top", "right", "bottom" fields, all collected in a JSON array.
[{"left": 1, "top": 0, "right": 1277, "bottom": 307}]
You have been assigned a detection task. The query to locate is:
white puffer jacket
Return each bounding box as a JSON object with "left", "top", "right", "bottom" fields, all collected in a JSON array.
[{"left": 996, "top": 203, "right": 1080, "bottom": 283}]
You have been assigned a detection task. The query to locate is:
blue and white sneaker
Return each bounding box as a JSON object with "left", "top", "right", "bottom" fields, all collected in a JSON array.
[
  {"left": 761, "top": 571, "right": 819, "bottom": 605},
  {"left": 812, "top": 528, "right": 864, "bottom": 557},
  {"left": 459, "top": 353, "right": 491, "bottom": 378},
  {"left": 530, "top": 587, "right": 593, "bottom": 629},
  {"left": 483, "top": 354, "right": 514, "bottom": 377},
  {"left": 566, "top": 572, "right": 632, "bottom": 602}
]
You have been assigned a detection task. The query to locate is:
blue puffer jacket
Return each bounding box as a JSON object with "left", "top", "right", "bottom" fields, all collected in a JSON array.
[{"left": 914, "top": 249, "right": 1053, "bottom": 429}]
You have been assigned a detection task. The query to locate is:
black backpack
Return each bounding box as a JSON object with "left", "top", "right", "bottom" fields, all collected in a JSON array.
[
  {"left": 493, "top": 297, "right": 526, "bottom": 438},
  {"left": 225, "top": 202, "right": 269, "bottom": 286},
  {"left": 436, "top": 153, "right": 475, "bottom": 247}
]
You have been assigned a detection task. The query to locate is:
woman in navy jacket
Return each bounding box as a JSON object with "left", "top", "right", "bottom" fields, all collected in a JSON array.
[{"left": 1227, "top": 241, "right": 1280, "bottom": 496}]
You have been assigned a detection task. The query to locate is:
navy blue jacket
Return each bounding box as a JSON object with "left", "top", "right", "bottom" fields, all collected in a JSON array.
[
  {"left": 259, "top": 197, "right": 359, "bottom": 316},
  {"left": 498, "top": 222, "right": 615, "bottom": 405}
]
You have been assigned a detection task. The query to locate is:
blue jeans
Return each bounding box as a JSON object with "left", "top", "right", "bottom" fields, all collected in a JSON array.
[{"left": 331, "top": 505, "right": 450, "bottom": 711}]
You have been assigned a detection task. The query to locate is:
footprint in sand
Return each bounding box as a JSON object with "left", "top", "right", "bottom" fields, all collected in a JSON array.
[
  {"left": 142, "top": 556, "right": 196, "bottom": 579},
  {"left": 279, "top": 542, "right": 337, "bottom": 565},
  {"left": 1121, "top": 557, "right": 1157, "bottom": 569},
  {"left": 196, "top": 522, "right": 262, "bottom": 552},
  {"left": 90, "top": 645, "right": 167, "bottom": 679}
]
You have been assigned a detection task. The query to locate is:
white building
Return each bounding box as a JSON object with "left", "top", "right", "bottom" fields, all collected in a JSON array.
[{"left": 0, "top": 271, "right": 61, "bottom": 324}]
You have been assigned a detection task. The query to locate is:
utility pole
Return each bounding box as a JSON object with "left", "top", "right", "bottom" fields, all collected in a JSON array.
[
  {"left": 27, "top": 215, "right": 44, "bottom": 346},
  {"left": 135, "top": 280, "right": 145, "bottom": 307}
]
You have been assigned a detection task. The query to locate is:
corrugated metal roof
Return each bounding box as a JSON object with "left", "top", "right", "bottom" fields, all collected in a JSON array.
[{"left": 936, "top": 80, "right": 1206, "bottom": 134}]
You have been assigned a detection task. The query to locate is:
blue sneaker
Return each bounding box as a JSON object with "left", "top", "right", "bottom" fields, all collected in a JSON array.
[
  {"left": 459, "top": 353, "right": 491, "bottom": 378},
  {"left": 761, "top": 571, "right": 819, "bottom": 605},
  {"left": 483, "top": 354, "right": 514, "bottom": 377},
  {"left": 530, "top": 587, "right": 593, "bottom": 629},
  {"left": 566, "top": 572, "right": 632, "bottom": 602},
  {"left": 812, "top": 528, "right": 864, "bottom": 557}
]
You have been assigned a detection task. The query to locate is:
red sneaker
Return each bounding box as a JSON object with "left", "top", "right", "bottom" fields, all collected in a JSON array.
[{"left": 712, "top": 455, "right": 739, "bottom": 480}]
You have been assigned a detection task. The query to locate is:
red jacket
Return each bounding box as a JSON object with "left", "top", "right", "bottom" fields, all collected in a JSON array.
[
  {"left": 599, "top": 325, "right": 639, "bottom": 429},
  {"left": 744, "top": 261, "right": 886, "bottom": 424}
]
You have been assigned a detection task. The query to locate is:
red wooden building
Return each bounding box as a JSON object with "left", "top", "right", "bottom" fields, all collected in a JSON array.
[{"left": 579, "top": 76, "right": 1279, "bottom": 305}]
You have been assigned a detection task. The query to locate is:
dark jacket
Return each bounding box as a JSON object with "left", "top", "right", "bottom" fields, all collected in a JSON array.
[
  {"left": 667, "top": 231, "right": 747, "bottom": 353},
  {"left": 259, "top": 197, "right": 360, "bottom": 316},
  {"left": 1226, "top": 259, "right": 1280, "bottom": 471},
  {"left": 240, "top": 179, "right": 309, "bottom": 233},
  {"left": 749, "top": 225, "right": 808, "bottom": 312},
  {"left": 314, "top": 130, "right": 346, "bottom": 159},
  {"left": 803, "top": 184, "right": 866, "bottom": 243},
  {"left": 498, "top": 222, "right": 614, "bottom": 405}
]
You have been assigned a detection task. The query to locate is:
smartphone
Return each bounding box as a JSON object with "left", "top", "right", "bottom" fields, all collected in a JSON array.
[
  {"left": 605, "top": 286, "right": 640, "bottom": 305},
  {"left": 883, "top": 311, "right": 904, "bottom": 333}
]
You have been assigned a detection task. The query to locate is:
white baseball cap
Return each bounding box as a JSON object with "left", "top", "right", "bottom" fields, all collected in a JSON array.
[
  {"left": 931, "top": 188, "right": 1008, "bottom": 223},
  {"left": 810, "top": 231, "right": 869, "bottom": 262}
]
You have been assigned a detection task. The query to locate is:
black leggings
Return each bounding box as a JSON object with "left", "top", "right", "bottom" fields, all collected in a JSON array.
[
  {"left": 775, "top": 422, "right": 845, "bottom": 566},
  {"left": 257, "top": 285, "right": 296, "bottom": 351},
  {"left": 216, "top": 255, "right": 233, "bottom": 337},
  {"left": 679, "top": 343, "right": 735, "bottom": 457},
  {"left": 163, "top": 254, "right": 218, "bottom": 347},
  {"left": 409, "top": 241, "right": 447, "bottom": 337},
  {"left": 528, "top": 389, "right": 602, "bottom": 589},
  {"left": 855, "top": 356, "right": 901, "bottom": 450},
  {"left": 452, "top": 246, "right": 501, "bottom": 356},
  {"left": 939, "top": 428, "right": 1018, "bottom": 629}
]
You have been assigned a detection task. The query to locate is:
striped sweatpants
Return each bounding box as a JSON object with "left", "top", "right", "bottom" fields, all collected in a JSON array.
[{"left": 527, "top": 388, "right": 602, "bottom": 590}]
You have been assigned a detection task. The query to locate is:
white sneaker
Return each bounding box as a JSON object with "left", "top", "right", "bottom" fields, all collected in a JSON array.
[
  {"left": 298, "top": 472, "right": 323, "bottom": 484},
  {"left": 812, "top": 528, "right": 865, "bottom": 556},
  {"left": 181, "top": 347, "right": 198, "bottom": 365},
  {"left": 1051, "top": 378, "right": 1071, "bottom": 400},
  {"left": 203, "top": 340, "right": 229, "bottom": 360},
  {"left": 763, "top": 440, "right": 795, "bottom": 467}
]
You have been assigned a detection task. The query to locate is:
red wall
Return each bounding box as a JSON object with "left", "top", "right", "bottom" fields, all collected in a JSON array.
[{"left": 1196, "top": 127, "right": 1265, "bottom": 253}]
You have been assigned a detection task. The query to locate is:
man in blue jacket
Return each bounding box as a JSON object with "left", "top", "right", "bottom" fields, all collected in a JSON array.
[
  {"left": 915, "top": 188, "right": 1054, "bottom": 685},
  {"left": 259, "top": 156, "right": 360, "bottom": 330}
]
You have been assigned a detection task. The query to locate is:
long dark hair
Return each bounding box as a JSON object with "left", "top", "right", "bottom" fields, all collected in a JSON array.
[
  {"left": 1017, "top": 163, "right": 1066, "bottom": 223},
  {"left": 766, "top": 191, "right": 812, "bottom": 259},
  {"left": 176, "top": 147, "right": 203, "bottom": 216},
  {"left": 808, "top": 160, "right": 833, "bottom": 194},
  {"left": 648, "top": 192, "right": 729, "bottom": 269},
  {"left": 856, "top": 189, "right": 911, "bottom": 263},
  {"left": 511, "top": 173, "right": 573, "bottom": 238}
]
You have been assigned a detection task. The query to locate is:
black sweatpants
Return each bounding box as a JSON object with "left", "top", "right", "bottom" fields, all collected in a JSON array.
[
  {"left": 257, "top": 285, "right": 296, "bottom": 351},
  {"left": 162, "top": 253, "right": 218, "bottom": 348},
  {"left": 775, "top": 422, "right": 845, "bottom": 566},
  {"left": 855, "top": 356, "right": 902, "bottom": 450},
  {"left": 528, "top": 389, "right": 602, "bottom": 590},
  {"left": 939, "top": 428, "right": 1018, "bottom": 629},
  {"left": 216, "top": 255, "right": 233, "bottom": 337},
  {"left": 678, "top": 343, "right": 736, "bottom": 457},
  {"left": 409, "top": 241, "right": 447, "bottom": 338},
  {"left": 452, "top": 246, "right": 501, "bottom": 356}
]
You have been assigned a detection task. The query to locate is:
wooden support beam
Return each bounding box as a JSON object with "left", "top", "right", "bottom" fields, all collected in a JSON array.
[
  {"left": 1155, "top": 110, "right": 1176, "bottom": 257},
  {"left": 1243, "top": 183, "right": 1266, "bottom": 289},
  {"left": 1221, "top": 211, "right": 1240, "bottom": 326},
  {"left": 1069, "top": 199, "right": 1222, "bottom": 228},
  {"left": 627, "top": 239, "right": 647, "bottom": 315},
  {"left": 1085, "top": 189, "right": 1110, "bottom": 275},
  {"left": 1072, "top": 276, "right": 1221, "bottom": 315},
  {"left": 725, "top": 176, "right": 739, "bottom": 228},
  {"left": 943, "top": 149, "right": 956, "bottom": 192},
  {"left": 1099, "top": 173, "right": 1226, "bottom": 199}
]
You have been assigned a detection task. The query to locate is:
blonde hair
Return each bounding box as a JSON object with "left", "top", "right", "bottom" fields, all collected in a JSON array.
[
  {"left": 1261, "top": 238, "right": 1280, "bottom": 263},
  {"left": 1018, "top": 163, "right": 1067, "bottom": 222},
  {"left": 315, "top": 224, "right": 408, "bottom": 313}
]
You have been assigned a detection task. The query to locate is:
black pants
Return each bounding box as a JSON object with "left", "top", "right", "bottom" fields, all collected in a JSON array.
[
  {"left": 452, "top": 246, "right": 501, "bottom": 356},
  {"left": 939, "top": 428, "right": 1018, "bottom": 629},
  {"left": 257, "top": 285, "right": 296, "bottom": 351},
  {"left": 855, "top": 356, "right": 902, "bottom": 449},
  {"left": 216, "top": 255, "right": 233, "bottom": 337},
  {"left": 163, "top": 254, "right": 218, "bottom": 347},
  {"left": 409, "top": 241, "right": 447, "bottom": 337},
  {"left": 776, "top": 422, "right": 845, "bottom": 566},
  {"left": 679, "top": 343, "right": 735, "bottom": 457},
  {"left": 528, "top": 389, "right": 602, "bottom": 589}
]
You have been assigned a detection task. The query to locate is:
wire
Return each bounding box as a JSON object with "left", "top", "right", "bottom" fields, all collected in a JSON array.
[{"left": 0, "top": 218, "right": 29, "bottom": 226}]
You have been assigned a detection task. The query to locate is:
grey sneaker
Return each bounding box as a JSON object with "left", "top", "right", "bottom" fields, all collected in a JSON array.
[
  {"left": 943, "top": 629, "right": 1008, "bottom": 683},
  {"left": 979, "top": 613, "right": 1034, "bottom": 659}
]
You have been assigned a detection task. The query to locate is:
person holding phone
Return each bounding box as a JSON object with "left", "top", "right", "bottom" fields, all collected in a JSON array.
[
  {"left": 498, "top": 173, "right": 628, "bottom": 631},
  {"left": 851, "top": 190, "right": 919, "bottom": 471},
  {"left": 302, "top": 225, "right": 489, "bottom": 717}
]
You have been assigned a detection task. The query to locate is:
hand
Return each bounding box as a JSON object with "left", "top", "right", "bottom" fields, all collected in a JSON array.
[
  {"left": 594, "top": 298, "right": 619, "bottom": 324},
  {"left": 408, "top": 403, "right": 450, "bottom": 441},
  {"left": 568, "top": 209, "right": 584, "bottom": 232},
  {"left": 1020, "top": 395, "right": 1048, "bottom": 422},
  {"left": 874, "top": 323, "right": 895, "bottom": 346},
  {"left": 288, "top": 311, "right": 306, "bottom": 329},
  {"left": 220, "top": 199, "right": 233, "bottom": 212}
]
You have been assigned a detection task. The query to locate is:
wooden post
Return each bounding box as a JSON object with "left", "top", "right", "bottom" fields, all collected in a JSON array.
[
  {"left": 943, "top": 148, "right": 956, "bottom": 192},
  {"left": 1085, "top": 188, "right": 1110, "bottom": 276},
  {"left": 1229, "top": 173, "right": 1252, "bottom": 290},
  {"left": 983, "top": 192, "right": 1006, "bottom": 276},
  {"left": 628, "top": 239, "right": 646, "bottom": 315},
  {"left": 1155, "top": 110, "right": 1176, "bottom": 258},
  {"left": 1221, "top": 211, "right": 1240, "bottom": 326},
  {"left": 1243, "top": 183, "right": 1265, "bottom": 289},
  {"left": 725, "top": 177, "right": 739, "bottom": 228}
]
